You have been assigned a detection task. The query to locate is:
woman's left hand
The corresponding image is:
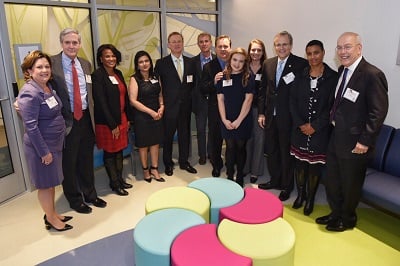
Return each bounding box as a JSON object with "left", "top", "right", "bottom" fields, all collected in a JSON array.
[
  {"left": 112, "top": 126, "right": 120, "bottom": 139},
  {"left": 41, "top": 153, "right": 53, "bottom": 165}
]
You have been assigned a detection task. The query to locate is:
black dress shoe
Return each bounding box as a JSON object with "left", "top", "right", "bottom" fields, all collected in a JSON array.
[
  {"left": 316, "top": 214, "right": 337, "bottom": 225},
  {"left": 44, "top": 217, "right": 73, "bottom": 232},
  {"left": 72, "top": 203, "right": 92, "bottom": 214},
  {"left": 165, "top": 166, "right": 174, "bottom": 176},
  {"left": 326, "top": 219, "right": 354, "bottom": 232},
  {"left": 199, "top": 157, "right": 207, "bottom": 165},
  {"left": 212, "top": 168, "right": 220, "bottom": 177},
  {"left": 120, "top": 181, "right": 133, "bottom": 189},
  {"left": 112, "top": 187, "right": 129, "bottom": 196},
  {"left": 250, "top": 175, "right": 258, "bottom": 184},
  {"left": 180, "top": 164, "right": 197, "bottom": 174},
  {"left": 278, "top": 190, "right": 291, "bottom": 201},
  {"left": 87, "top": 197, "right": 107, "bottom": 208},
  {"left": 258, "top": 181, "right": 278, "bottom": 190},
  {"left": 44, "top": 214, "right": 73, "bottom": 223}
]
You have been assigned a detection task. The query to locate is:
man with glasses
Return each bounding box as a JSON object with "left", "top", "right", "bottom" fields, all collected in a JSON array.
[
  {"left": 316, "top": 32, "right": 388, "bottom": 232},
  {"left": 200, "top": 35, "right": 231, "bottom": 177},
  {"left": 155, "top": 32, "right": 197, "bottom": 176},
  {"left": 257, "top": 31, "right": 307, "bottom": 201}
]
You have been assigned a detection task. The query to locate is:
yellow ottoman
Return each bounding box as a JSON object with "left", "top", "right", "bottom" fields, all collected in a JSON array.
[
  {"left": 218, "top": 218, "right": 295, "bottom": 266},
  {"left": 145, "top": 186, "right": 211, "bottom": 223}
]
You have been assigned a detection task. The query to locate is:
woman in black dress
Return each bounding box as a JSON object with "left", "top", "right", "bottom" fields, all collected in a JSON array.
[
  {"left": 128, "top": 51, "right": 165, "bottom": 182},
  {"left": 216, "top": 48, "right": 254, "bottom": 187},
  {"left": 289, "top": 40, "right": 337, "bottom": 215}
]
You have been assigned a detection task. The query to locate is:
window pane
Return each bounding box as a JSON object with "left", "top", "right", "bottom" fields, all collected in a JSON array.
[
  {"left": 166, "top": 13, "right": 216, "bottom": 57},
  {"left": 166, "top": 0, "right": 216, "bottom": 11},
  {"left": 49, "top": 0, "right": 89, "bottom": 3},
  {"left": 96, "top": 0, "right": 159, "bottom": 8},
  {"left": 5, "top": 4, "right": 92, "bottom": 87},
  {"left": 96, "top": 10, "right": 160, "bottom": 80}
]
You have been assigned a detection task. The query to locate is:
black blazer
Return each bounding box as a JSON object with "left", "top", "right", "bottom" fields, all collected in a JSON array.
[
  {"left": 92, "top": 66, "right": 130, "bottom": 130},
  {"left": 200, "top": 58, "right": 223, "bottom": 106},
  {"left": 258, "top": 53, "right": 308, "bottom": 130},
  {"left": 154, "top": 54, "right": 195, "bottom": 119},
  {"left": 330, "top": 57, "right": 388, "bottom": 158},
  {"left": 192, "top": 53, "right": 216, "bottom": 114}
]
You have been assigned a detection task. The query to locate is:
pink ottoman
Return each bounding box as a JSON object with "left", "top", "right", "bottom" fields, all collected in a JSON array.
[
  {"left": 219, "top": 187, "right": 283, "bottom": 224},
  {"left": 171, "top": 224, "right": 252, "bottom": 266}
]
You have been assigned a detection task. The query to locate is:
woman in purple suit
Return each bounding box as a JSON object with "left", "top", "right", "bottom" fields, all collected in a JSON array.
[{"left": 18, "top": 50, "right": 72, "bottom": 232}]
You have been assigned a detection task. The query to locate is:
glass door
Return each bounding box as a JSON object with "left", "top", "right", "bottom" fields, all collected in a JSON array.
[{"left": 0, "top": 42, "right": 26, "bottom": 203}]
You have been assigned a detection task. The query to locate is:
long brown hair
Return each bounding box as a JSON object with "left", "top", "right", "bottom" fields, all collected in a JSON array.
[{"left": 225, "top": 47, "right": 250, "bottom": 87}]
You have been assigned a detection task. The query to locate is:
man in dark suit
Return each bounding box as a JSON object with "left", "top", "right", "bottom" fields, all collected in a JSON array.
[
  {"left": 200, "top": 35, "right": 231, "bottom": 177},
  {"left": 155, "top": 32, "right": 197, "bottom": 176},
  {"left": 192, "top": 32, "right": 216, "bottom": 165},
  {"left": 257, "top": 31, "right": 308, "bottom": 201},
  {"left": 316, "top": 32, "right": 388, "bottom": 232},
  {"left": 51, "top": 28, "right": 106, "bottom": 213}
]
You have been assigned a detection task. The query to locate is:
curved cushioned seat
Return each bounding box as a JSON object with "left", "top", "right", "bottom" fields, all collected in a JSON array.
[
  {"left": 188, "top": 178, "right": 244, "bottom": 224},
  {"left": 145, "top": 186, "right": 211, "bottom": 223},
  {"left": 171, "top": 224, "right": 252, "bottom": 266},
  {"left": 219, "top": 187, "right": 283, "bottom": 224},
  {"left": 218, "top": 218, "right": 295, "bottom": 266},
  {"left": 134, "top": 208, "right": 205, "bottom": 266}
]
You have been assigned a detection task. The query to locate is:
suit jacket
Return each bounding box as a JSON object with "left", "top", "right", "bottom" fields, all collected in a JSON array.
[
  {"left": 92, "top": 66, "right": 131, "bottom": 130},
  {"left": 330, "top": 57, "right": 388, "bottom": 158},
  {"left": 200, "top": 57, "right": 223, "bottom": 106},
  {"left": 154, "top": 54, "right": 195, "bottom": 119},
  {"left": 258, "top": 53, "right": 308, "bottom": 130},
  {"left": 192, "top": 53, "right": 216, "bottom": 114},
  {"left": 51, "top": 52, "right": 94, "bottom": 133}
]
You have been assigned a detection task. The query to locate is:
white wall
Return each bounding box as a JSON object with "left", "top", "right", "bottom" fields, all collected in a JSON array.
[{"left": 221, "top": 0, "right": 400, "bottom": 127}]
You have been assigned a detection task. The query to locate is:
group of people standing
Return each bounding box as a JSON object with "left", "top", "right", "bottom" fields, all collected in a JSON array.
[{"left": 16, "top": 27, "right": 388, "bottom": 234}]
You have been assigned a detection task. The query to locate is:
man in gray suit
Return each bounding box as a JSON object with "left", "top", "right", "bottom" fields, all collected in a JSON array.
[{"left": 51, "top": 28, "right": 106, "bottom": 213}]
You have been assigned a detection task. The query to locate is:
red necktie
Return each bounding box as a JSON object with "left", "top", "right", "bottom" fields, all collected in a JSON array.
[{"left": 71, "top": 60, "right": 82, "bottom": 120}]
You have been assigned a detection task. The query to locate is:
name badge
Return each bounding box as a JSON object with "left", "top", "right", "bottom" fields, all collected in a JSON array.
[
  {"left": 343, "top": 88, "right": 359, "bottom": 102},
  {"left": 255, "top": 74, "right": 262, "bottom": 81},
  {"left": 223, "top": 79, "right": 233, "bottom": 87},
  {"left": 45, "top": 96, "right": 58, "bottom": 109},
  {"left": 186, "top": 75, "right": 193, "bottom": 83},
  {"left": 109, "top": 76, "right": 119, "bottom": 84},
  {"left": 283, "top": 72, "right": 295, "bottom": 84},
  {"left": 85, "top": 74, "right": 92, "bottom": 83},
  {"left": 150, "top": 79, "right": 158, "bottom": 84}
]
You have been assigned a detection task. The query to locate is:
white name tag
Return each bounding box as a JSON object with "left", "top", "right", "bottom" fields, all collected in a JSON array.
[
  {"left": 343, "top": 88, "right": 359, "bottom": 102},
  {"left": 223, "top": 79, "right": 233, "bottom": 87},
  {"left": 150, "top": 79, "right": 158, "bottom": 84},
  {"left": 255, "top": 74, "right": 262, "bottom": 81},
  {"left": 186, "top": 75, "right": 193, "bottom": 83},
  {"left": 45, "top": 96, "right": 58, "bottom": 109},
  {"left": 109, "top": 76, "right": 119, "bottom": 84},
  {"left": 283, "top": 72, "right": 295, "bottom": 84},
  {"left": 85, "top": 74, "right": 92, "bottom": 83},
  {"left": 310, "top": 79, "right": 317, "bottom": 89}
]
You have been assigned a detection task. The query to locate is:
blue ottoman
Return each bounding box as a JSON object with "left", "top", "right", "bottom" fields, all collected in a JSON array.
[
  {"left": 188, "top": 178, "right": 244, "bottom": 224},
  {"left": 133, "top": 208, "right": 205, "bottom": 266}
]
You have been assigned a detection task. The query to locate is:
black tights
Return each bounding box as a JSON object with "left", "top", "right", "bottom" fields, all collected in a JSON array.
[{"left": 225, "top": 138, "right": 247, "bottom": 178}]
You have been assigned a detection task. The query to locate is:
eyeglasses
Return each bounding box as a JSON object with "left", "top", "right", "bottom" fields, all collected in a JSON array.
[
  {"left": 336, "top": 45, "right": 356, "bottom": 52},
  {"left": 274, "top": 43, "right": 289, "bottom": 48}
]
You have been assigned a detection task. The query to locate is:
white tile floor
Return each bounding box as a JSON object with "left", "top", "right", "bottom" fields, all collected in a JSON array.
[{"left": 0, "top": 141, "right": 330, "bottom": 265}]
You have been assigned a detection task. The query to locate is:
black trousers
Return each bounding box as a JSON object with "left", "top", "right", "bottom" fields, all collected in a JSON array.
[
  {"left": 325, "top": 137, "right": 368, "bottom": 226},
  {"left": 207, "top": 102, "right": 223, "bottom": 170},
  {"left": 162, "top": 106, "right": 191, "bottom": 167},
  {"left": 265, "top": 116, "right": 294, "bottom": 191},
  {"left": 62, "top": 111, "right": 97, "bottom": 208}
]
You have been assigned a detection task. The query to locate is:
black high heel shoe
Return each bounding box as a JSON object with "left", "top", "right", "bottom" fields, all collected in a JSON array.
[
  {"left": 143, "top": 167, "right": 152, "bottom": 183},
  {"left": 44, "top": 217, "right": 73, "bottom": 232},
  {"left": 150, "top": 166, "right": 165, "bottom": 182},
  {"left": 44, "top": 214, "right": 73, "bottom": 223}
]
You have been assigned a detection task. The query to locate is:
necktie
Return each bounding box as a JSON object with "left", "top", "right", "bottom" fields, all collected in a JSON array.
[
  {"left": 202, "top": 57, "right": 211, "bottom": 70},
  {"left": 276, "top": 60, "right": 284, "bottom": 87},
  {"left": 176, "top": 58, "right": 183, "bottom": 82},
  {"left": 71, "top": 60, "right": 82, "bottom": 120},
  {"left": 329, "top": 67, "right": 349, "bottom": 123}
]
